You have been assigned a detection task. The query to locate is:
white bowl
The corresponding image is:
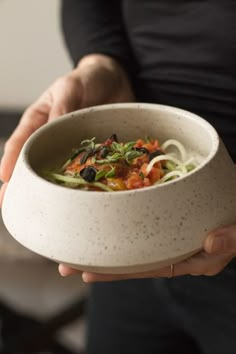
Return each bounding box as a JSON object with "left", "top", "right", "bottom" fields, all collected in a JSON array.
[{"left": 2, "top": 103, "right": 236, "bottom": 273}]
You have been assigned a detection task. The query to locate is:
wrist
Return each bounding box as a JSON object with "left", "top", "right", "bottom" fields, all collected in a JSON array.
[{"left": 76, "top": 54, "right": 124, "bottom": 73}]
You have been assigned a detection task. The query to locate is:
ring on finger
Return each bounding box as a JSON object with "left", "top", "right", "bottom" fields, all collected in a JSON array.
[{"left": 169, "top": 263, "right": 175, "bottom": 278}]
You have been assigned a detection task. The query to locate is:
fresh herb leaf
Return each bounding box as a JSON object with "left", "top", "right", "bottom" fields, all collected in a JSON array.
[
  {"left": 139, "top": 172, "right": 145, "bottom": 180},
  {"left": 123, "top": 141, "right": 136, "bottom": 152},
  {"left": 105, "top": 166, "right": 116, "bottom": 178},
  {"left": 95, "top": 169, "right": 107, "bottom": 181},
  {"left": 111, "top": 141, "right": 123, "bottom": 153},
  {"left": 81, "top": 137, "right": 96, "bottom": 146},
  {"left": 96, "top": 152, "right": 122, "bottom": 164},
  {"left": 125, "top": 150, "right": 143, "bottom": 163}
]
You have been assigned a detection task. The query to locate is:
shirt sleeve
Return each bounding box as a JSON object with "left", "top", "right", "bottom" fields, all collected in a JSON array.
[{"left": 61, "top": 0, "right": 134, "bottom": 74}]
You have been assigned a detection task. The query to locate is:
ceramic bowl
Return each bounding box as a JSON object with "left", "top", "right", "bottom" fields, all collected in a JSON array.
[{"left": 2, "top": 103, "right": 236, "bottom": 273}]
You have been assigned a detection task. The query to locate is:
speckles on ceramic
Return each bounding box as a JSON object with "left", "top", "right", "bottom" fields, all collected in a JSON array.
[{"left": 2, "top": 103, "right": 236, "bottom": 274}]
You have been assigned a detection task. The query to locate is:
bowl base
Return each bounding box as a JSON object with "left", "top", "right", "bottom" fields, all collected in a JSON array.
[{"left": 56, "top": 248, "right": 201, "bottom": 274}]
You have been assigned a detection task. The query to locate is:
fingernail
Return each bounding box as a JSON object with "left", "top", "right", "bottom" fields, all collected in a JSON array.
[
  {"left": 82, "top": 272, "right": 89, "bottom": 283},
  {"left": 210, "top": 236, "right": 225, "bottom": 253},
  {"left": 58, "top": 264, "right": 68, "bottom": 276}
]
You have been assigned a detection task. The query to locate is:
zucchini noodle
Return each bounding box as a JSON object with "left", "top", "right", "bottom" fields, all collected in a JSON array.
[
  {"left": 146, "top": 139, "right": 196, "bottom": 179},
  {"left": 146, "top": 154, "right": 188, "bottom": 174},
  {"left": 155, "top": 170, "right": 184, "bottom": 184},
  {"left": 43, "top": 172, "right": 113, "bottom": 192},
  {"left": 161, "top": 139, "right": 187, "bottom": 162}
]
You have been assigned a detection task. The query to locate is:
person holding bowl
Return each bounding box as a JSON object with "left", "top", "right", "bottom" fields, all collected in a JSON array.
[{"left": 0, "top": 1, "right": 236, "bottom": 353}]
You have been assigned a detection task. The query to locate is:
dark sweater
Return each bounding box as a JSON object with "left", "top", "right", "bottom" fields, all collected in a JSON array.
[{"left": 61, "top": 0, "right": 236, "bottom": 161}]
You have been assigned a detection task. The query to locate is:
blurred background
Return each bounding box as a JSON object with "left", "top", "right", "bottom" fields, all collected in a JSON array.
[{"left": 0, "top": 1, "right": 87, "bottom": 353}]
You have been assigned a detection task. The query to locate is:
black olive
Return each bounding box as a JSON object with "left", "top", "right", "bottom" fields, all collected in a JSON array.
[
  {"left": 110, "top": 134, "right": 118, "bottom": 142},
  {"left": 100, "top": 147, "right": 109, "bottom": 158},
  {"left": 134, "top": 147, "right": 149, "bottom": 154},
  {"left": 149, "top": 150, "right": 163, "bottom": 162},
  {"left": 80, "top": 166, "right": 97, "bottom": 182}
]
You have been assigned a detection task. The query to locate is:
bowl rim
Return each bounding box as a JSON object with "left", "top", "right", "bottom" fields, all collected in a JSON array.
[{"left": 22, "top": 102, "right": 220, "bottom": 195}]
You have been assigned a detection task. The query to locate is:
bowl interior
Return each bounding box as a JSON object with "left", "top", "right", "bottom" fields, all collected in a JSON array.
[{"left": 24, "top": 103, "right": 218, "bottom": 175}]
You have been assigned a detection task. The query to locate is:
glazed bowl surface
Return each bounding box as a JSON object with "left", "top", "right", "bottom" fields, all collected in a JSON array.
[{"left": 2, "top": 103, "right": 236, "bottom": 273}]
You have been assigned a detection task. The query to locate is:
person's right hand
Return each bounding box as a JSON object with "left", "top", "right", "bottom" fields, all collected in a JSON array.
[{"left": 0, "top": 54, "right": 135, "bottom": 205}]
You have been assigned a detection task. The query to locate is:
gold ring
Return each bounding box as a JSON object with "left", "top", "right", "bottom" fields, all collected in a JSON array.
[{"left": 169, "top": 263, "right": 174, "bottom": 278}]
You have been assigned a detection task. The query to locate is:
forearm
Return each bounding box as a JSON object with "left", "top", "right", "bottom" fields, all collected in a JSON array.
[{"left": 61, "top": 0, "right": 135, "bottom": 76}]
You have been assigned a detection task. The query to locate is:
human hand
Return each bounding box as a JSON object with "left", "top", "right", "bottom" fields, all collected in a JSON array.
[
  {"left": 58, "top": 224, "right": 236, "bottom": 282},
  {"left": 0, "top": 54, "right": 134, "bottom": 205}
]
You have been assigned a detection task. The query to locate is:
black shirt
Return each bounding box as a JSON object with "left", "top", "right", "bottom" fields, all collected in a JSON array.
[{"left": 61, "top": 0, "right": 236, "bottom": 161}]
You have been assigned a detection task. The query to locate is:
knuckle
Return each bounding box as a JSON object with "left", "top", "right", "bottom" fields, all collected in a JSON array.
[
  {"left": 21, "top": 106, "right": 34, "bottom": 121},
  {"left": 55, "top": 75, "right": 76, "bottom": 88}
]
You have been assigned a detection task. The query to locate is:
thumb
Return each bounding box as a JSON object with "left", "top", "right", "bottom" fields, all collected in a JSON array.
[
  {"left": 204, "top": 225, "right": 236, "bottom": 254},
  {"left": 0, "top": 182, "right": 7, "bottom": 208}
]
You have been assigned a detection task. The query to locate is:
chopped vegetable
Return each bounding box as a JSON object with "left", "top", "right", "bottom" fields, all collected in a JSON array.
[
  {"left": 80, "top": 166, "right": 97, "bottom": 182},
  {"left": 43, "top": 135, "right": 197, "bottom": 192}
]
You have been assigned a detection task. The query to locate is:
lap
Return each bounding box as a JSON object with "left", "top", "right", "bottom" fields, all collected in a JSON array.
[
  {"left": 86, "top": 260, "right": 236, "bottom": 354},
  {"left": 169, "top": 263, "right": 236, "bottom": 354},
  {"left": 86, "top": 278, "right": 200, "bottom": 354}
]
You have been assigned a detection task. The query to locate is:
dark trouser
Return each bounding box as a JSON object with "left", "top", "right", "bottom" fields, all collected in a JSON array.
[{"left": 86, "top": 261, "right": 236, "bottom": 354}]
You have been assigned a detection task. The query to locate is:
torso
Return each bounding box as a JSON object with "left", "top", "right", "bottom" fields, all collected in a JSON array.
[{"left": 122, "top": 0, "right": 236, "bottom": 159}]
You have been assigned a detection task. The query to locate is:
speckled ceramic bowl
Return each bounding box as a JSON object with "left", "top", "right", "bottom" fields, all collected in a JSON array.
[{"left": 2, "top": 103, "right": 236, "bottom": 273}]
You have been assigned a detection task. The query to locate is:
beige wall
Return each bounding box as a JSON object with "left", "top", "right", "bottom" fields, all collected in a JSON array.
[{"left": 0, "top": 0, "right": 71, "bottom": 109}]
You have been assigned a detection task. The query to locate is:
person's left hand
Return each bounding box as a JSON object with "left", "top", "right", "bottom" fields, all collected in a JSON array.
[{"left": 59, "top": 224, "right": 236, "bottom": 282}]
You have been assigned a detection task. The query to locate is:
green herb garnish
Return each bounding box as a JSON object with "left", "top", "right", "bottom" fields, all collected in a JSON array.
[
  {"left": 95, "top": 166, "right": 116, "bottom": 180},
  {"left": 139, "top": 172, "right": 145, "bottom": 180},
  {"left": 96, "top": 141, "right": 143, "bottom": 164},
  {"left": 105, "top": 166, "right": 116, "bottom": 178}
]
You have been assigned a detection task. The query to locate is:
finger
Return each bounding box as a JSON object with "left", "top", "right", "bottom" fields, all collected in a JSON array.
[
  {"left": 82, "top": 272, "right": 134, "bottom": 283},
  {"left": 0, "top": 75, "right": 82, "bottom": 182},
  {"left": 0, "top": 182, "right": 7, "bottom": 208},
  {"left": 204, "top": 225, "right": 236, "bottom": 254},
  {"left": 58, "top": 264, "right": 82, "bottom": 277},
  {"left": 0, "top": 101, "right": 49, "bottom": 182},
  {"left": 81, "top": 266, "right": 173, "bottom": 283},
  {"left": 82, "top": 250, "right": 234, "bottom": 282},
  {"left": 168, "top": 251, "right": 233, "bottom": 276}
]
